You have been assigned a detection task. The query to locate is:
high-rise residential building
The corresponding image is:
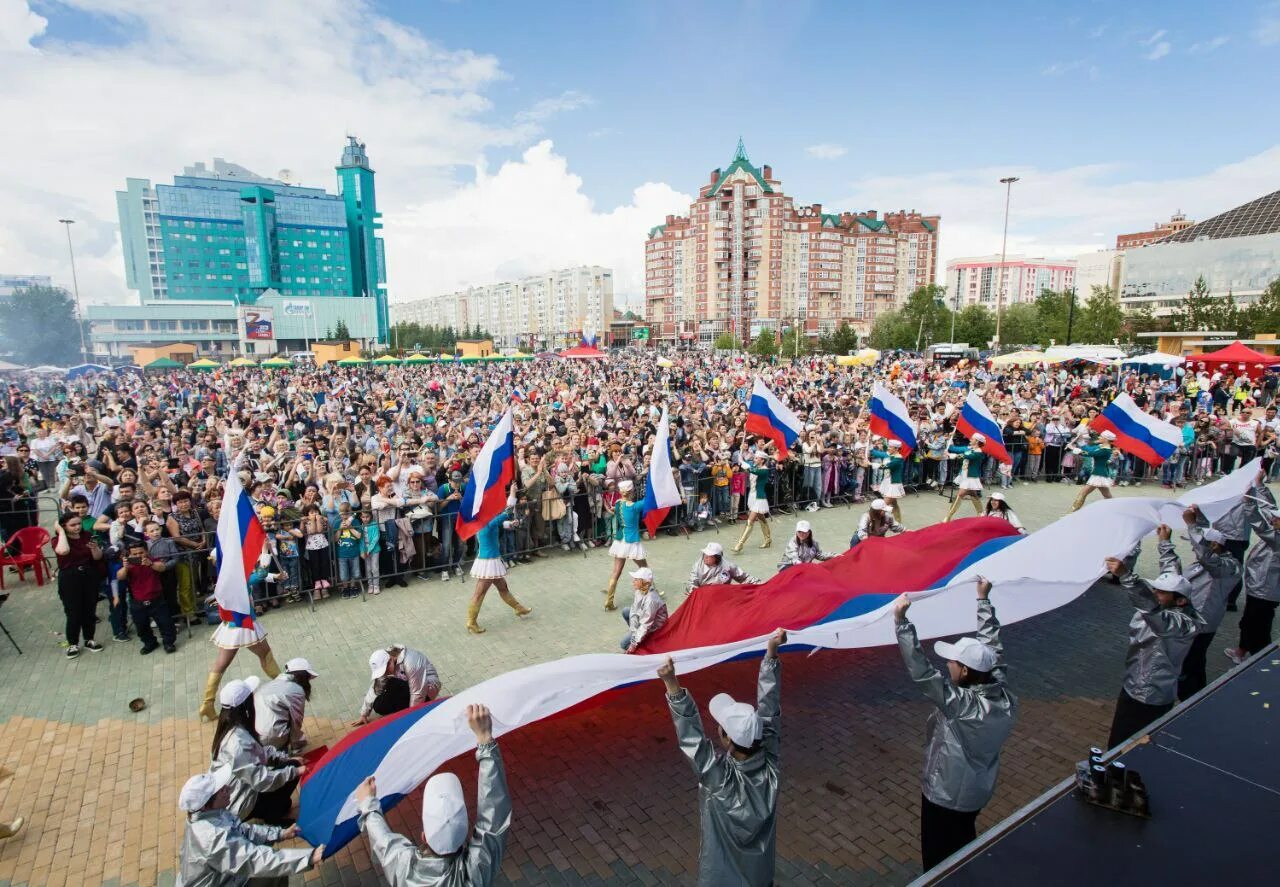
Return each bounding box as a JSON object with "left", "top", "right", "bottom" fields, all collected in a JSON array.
[
  {"left": 945, "top": 255, "right": 1077, "bottom": 308},
  {"left": 1115, "top": 212, "right": 1195, "bottom": 250},
  {"left": 392, "top": 266, "right": 614, "bottom": 350},
  {"left": 1120, "top": 189, "right": 1280, "bottom": 316},
  {"left": 644, "top": 141, "right": 939, "bottom": 344}
]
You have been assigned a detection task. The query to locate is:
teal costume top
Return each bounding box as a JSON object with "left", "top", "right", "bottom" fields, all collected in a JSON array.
[
  {"left": 948, "top": 446, "right": 985, "bottom": 480},
  {"left": 870, "top": 450, "right": 906, "bottom": 483},
  {"left": 612, "top": 499, "right": 644, "bottom": 543},
  {"left": 745, "top": 462, "right": 772, "bottom": 503},
  {"left": 475, "top": 510, "right": 508, "bottom": 560},
  {"left": 1080, "top": 444, "right": 1114, "bottom": 479}
]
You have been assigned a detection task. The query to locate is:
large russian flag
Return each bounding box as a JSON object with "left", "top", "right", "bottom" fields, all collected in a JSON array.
[
  {"left": 294, "top": 462, "right": 1261, "bottom": 857},
  {"left": 745, "top": 378, "right": 803, "bottom": 458},
  {"left": 641, "top": 406, "right": 683, "bottom": 536},
  {"left": 1089, "top": 393, "right": 1181, "bottom": 467},
  {"left": 212, "top": 460, "right": 265, "bottom": 629},
  {"left": 956, "top": 392, "right": 1012, "bottom": 464},
  {"left": 868, "top": 382, "right": 918, "bottom": 454},
  {"left": 456, "top": 409, "right": 516, "bottom": 540}
]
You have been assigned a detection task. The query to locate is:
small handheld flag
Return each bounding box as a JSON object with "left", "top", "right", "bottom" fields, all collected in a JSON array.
[
  {"left": 456, "top": 409, "right": 516, "bottom": 540},
  {"left": 956, "top": 392, "right": 1012, "bottom": 464},
  {"left": 868, "top": 382, "right": 918, "bottom": 454},
  {"left": 641, "top": 407, "right": 683, "bottom": 536},
  {"left": 745, "top": 378, "right": 803, "bottom": 458}
]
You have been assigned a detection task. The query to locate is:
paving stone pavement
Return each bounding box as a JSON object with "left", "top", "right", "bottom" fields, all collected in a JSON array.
[{"left": 0, "top": 479, "right": 1272, "bottom": 886}]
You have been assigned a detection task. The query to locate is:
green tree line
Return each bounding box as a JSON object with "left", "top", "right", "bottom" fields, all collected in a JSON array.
[{"left": 388, "top": 322, "right": 493, "bottom": 353}]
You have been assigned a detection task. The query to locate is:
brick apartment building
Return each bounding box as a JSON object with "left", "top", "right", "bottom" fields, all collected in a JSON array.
[{"left": 1115, "top": 212, "right": 1195, "bottom": 250}]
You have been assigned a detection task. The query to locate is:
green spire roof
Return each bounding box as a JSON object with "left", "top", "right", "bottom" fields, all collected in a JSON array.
[{"left": 708, "top": 140, "right": 774, "bottom": 197}]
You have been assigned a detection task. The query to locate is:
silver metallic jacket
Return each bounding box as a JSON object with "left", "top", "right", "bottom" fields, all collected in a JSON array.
[
  {"left": 667, "top": 655, "right": 780, "bottom": 887},
  {"left": 1244, "top": 483, "right": 1279, "bottom": 603},
  {"left": 254, "top": 674, "right": 307, "bottom": 752},
  {"left": 777, "top": 537, "right": 833, "bottom": 571},
  {"left": 1119, "top": 573, "right": 1204, "bottom": 706},
  {"left": 358, "top": 741, "right": 510, "bottom": 886},
  {"left": 687, "top": 557, "right": 759, "bottom": 592},
  {"left": 1159, "top": 527, "right": 1239, "bottom": 634},
  {"left": 213, "top": 725, "right": 299, "bottom": 820},
  {"left": 175, "top": 808, "right": 312, "bottom": 887},
  {"left": 897, "top": 600, "right": 1017, "bottom": 813},
  {"left": 1212, "top": 497, "right": 1250, "bottom": 542},
  {"left": 361, "top": 647, "right": 443, "bottom": 720}
]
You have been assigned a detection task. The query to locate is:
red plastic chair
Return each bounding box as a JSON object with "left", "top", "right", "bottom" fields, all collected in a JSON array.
[{"left": 0, "top": 526, "right": 51, "bottom": 589}]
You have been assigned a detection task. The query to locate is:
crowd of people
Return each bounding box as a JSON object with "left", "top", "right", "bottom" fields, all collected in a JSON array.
[{"left": 0, "top": 348, "right": 1278, "bottom": 884}]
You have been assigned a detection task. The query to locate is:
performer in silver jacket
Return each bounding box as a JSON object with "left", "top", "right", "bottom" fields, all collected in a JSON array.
[
  {"left": 211, "top": 678, "right": 304, "bottom": 825},
  {"left": 355, "top": 644, "right": 443, "bottom": 725},
  {"left": 658, "top": 628, "right": 786, "bottom": 887},
  {"left": 687, "top": 542, "right": 759, "bottom": 594},
  {"left": 356, "top": 703, "right": 510, "bottom": 886},
  {"left": 1226, "top": 475, "right": 1280, "bottom": 661},
  {"left": 175, "top": 764, "right": 321, "bottom": 887},
  {"left": 1105, "top": 552, "right": 1203, "bottom": 749},
  {"left": 894, "top": 579, "right": 1016, "bottom": 871},
  {"left": 254, "top": 657, "right": 318, "bottom": 753},
  {"left": 776, "top": 520, "right": 834, "bottom": 571}
]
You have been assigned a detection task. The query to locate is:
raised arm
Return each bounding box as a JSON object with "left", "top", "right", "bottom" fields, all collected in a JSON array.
[
  {"left": 1156, "top": 523, "right": 1182, "bottom": 575},
  {"left": 1106, "top": 557, "right": 1195, "bottom": 638},
  {"left": 894, "top": 595, "right": 972, "bottom": 718},
  {"left": 758, "top": 629, "right": 784, "bottom": 764},
  {"left": 973, "top": 578, "right": 1006, "bottom": 684},
  {"left": 202, "top": 828, "right": 316, "bottom": 881},
  {"left": 465, "top": 707, "right": 511, "bottom": 881},
  {"left": 659, "top": 657, "right": 727, "bottom": 790}
]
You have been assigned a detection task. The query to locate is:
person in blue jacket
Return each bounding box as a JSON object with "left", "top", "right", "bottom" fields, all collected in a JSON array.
[
  {"left": 603, "top": 480, "right": 649, "bottom": 611},
  {"left": 466, "top": 488, "right": 533, "bottom": 635}
]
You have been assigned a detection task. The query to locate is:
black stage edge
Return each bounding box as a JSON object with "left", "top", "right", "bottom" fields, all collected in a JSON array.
[{"left": 916, "top": 641, "right": 1280, "bottom": 886}]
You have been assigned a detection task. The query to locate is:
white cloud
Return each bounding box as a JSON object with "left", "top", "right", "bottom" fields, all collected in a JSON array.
[
  {"left": 1188, "top": 35, "right": 1230, "bottom": 53},
  {"left": 389, "top": 140, "right": 690, "bottom": 309},
  {"left": 1042, "top": 59, "right": 1098, "bottom": 78},
  {"left": 1141, "top": 28, "right": 1171, "bottom": 60},
  {"left": 1141, "top": 29, "right": 1168, "bottom": 45},
  {"left": 838, "top": 147, "right": 1280, "bottom": 278},
  {"left": 1258, "top": 4, "right": 1280, "bottom": 45},
  {"left": 0, "top": 0, "right": 46, "bottom": 50},
  {"left": 805, "top": 143, "right": 847, "bottom": 160},
  {"left": 515, "top": 89, "right": 594, "bottom": 123}
]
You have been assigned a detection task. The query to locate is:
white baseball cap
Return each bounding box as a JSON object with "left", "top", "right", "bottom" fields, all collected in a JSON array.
[
  {"left": 286, "top": 657, "right": 319, "bottom": 677},
  {"left": 177, "top": 763, "right": 233, "bottom": 812},
  {"left": 796, "top": 520, "right": 812, "bottom": 533},
  {"left": 369, "top": 648, "right": 392, "bottom": 679},
  {"left": 871, "top": 498, "right": 893, "bottom": 513},
  {"left": 631, "top": 567, "right": 654, "bottom": 583},
  {"left": 421, "top": 772, "right": 468, "bottom": 854},
  {"left": 989, "top": 492, "right": 1006, "bottom": 503},
  {"left": 887, "top": 439, "right": 902, "bottom": 449},
  {"left": 219, "top": 679, "right": 253, "bottom": 708},
  {"left": 243, "top": 675, "right": 261, "bottom": 694},
  {"left": 702, "top": 542, "right": 724, "bottom": 557},
  {"left": 1100, "top": 430, "right": 1117, "bottom": 441},
  {"left": 933, "top": 637, "right": 999, "bottom": 672},
  {"left": 618, "top": 480, "right": 633, "bottom": 492},
  {"left": 971, "top": 433, "right": 986, "bottom": 444},
  {"left": 708, "top": 693, "right": 763, "bottom": 748},
  {"left": 1150, "top": 572, "right": 1192, "bottom": 597},
  {"left": 1200, "top": 527, "right": 1226, "bottom": 545}
]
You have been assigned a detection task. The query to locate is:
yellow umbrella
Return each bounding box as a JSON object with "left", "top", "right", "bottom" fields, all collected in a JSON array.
[
  {"left": 656, "top": 356, "right": 674, "bottom": 368},
  {"left": 228, "top": 357, "right": 257, "bottom": 367},
  {"left": 989, "top": 350, "right": 1046, "bottom": 367}
]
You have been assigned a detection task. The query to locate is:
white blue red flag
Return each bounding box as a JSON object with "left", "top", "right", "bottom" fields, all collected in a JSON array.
[
  {"left": 1089, "top": 392, "right": 1181, "bottom": 466},
  {"left": 641, "top": 406, "right": 683, "bottom": 536},
  {"left": 956, "top": 392, "right": 1012, "bottom": 464},
  {"left": 868, "top": 382, "right": 918, "bottom": 454},
  {"left": 456, "top": 409, "right": 516, "bottom": 540},
  {"left": 745, "top": 378, "right": 803, "bottom": 458},
  {"left": 213, "top": 461, "right": 265, "bottom": 629}
]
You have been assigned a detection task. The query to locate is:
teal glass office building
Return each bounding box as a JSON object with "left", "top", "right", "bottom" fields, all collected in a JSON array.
[{"left": 116, "top": 137, "right": 388, "bottom": 341}]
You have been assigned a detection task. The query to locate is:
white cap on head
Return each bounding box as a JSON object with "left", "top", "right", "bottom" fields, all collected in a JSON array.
[
  {"left": 701, "top": 542, "right": 724, "bottom": 557},
  {"left": 369, "top": 648, "right": 391, "bottom": 679},
  {"left": 1100, "top": 430, "right": 1117, "bottom": 441},
  {"left": 243, "top": 675, "right": 261, "bottom": 694},
  {"left": 933, "top": 637, "right": 999, "bottom": 672},
  {"left": 1150, "top": 572, "right": 1192, "bottom": 596},
  {"left": 887, "top": 439, "right": 902, "bottom": 449},
  {"left": 990, "top": 492, "right": 1006, "bottom": 503},
  {"left": 178, "top": 764, "right": 233, "bottom": 812},
  {"left": 617, "top": 480, "right": 633, "bottom": 492},
  {"left": 873, "top": 498, "right": 893, "bottom": 513},
  {"left": 1200, "top": 527, "right": 1226, "bottom": 545},
  {"left": 219, "top": 679, "right": 252, "bottom": 709},
  {"left": 631, "top": 566, "right": 654, "bottom": 583},
  {"left": 796, "top": 520, "right": 812, "bottom": 533},
  {"left": 421, "top": 772, "right": 468, "bottom": 854},
  {"left": 970, "top": 433, "right": 986, "bottom": 444},
  {"left": 709, "top": 693, "right": 763, "bottom": 748},
  {"left": 285, "top": 657, "right": 318, "bottom": 677}
]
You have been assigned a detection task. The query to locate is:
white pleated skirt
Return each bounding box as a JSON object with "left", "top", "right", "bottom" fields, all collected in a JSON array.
[
  {"left": 879, "top": 481, "right": 906, "bottom": 499},
  {"left": 213, "top": 620, "right": 267, "bottom": 651},
  {"left": 1086, "top": 475, "right": 1113, "bottom": 488},
  {"left": 748, "top": 494, "right": 770, "bottom": 515},
  {"left": 609, "top": 540, "right": 646, "bottom": 560},
  {"left": 957, "top": 477, "right": 984, "bottom": 492},
  {"left": 470, "top": 558, "right": 507, "bottom": 579}
]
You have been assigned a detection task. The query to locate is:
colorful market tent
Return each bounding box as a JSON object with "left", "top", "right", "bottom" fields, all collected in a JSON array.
[
  {"left": 372, "top": 355, "right": 401, "bottom": 365},
  {"left": 836, "top": 348, "right": 880, "bottom": 367},
  {"left": 989, "top": 350, "right": 1046, "bottom": 367},
  {"left": 1192, "top": 341, "right": 1273, "bottom": 379},
  {"left": 559, "top": 345, "right": 608, "bottom": 360},
  {"left": 187, "top": 358, "right": 221, "bottom": 371},
  {"left": 66, "top": 363, "right": 111, "bottom": 379},
  {"left": 261, "top": 357, "right": 292, "bottom": 369},
  {"left": 1118, "top": 352, "right": 1184, "bottom": 368},
  {"left": 144, "top": 357, "right": 184, "bottom": 370},
  {"left": 228, "top": 357, "right": 257, "bottom": 367},
  {"left": 1044, "top": 345, "right": 1123, "bottom": 365},
  {"left": 534, "top": 351, "right": 561, "bottom": 360},
  {"left": 336, "top": 357, "right": 370, "bottom": 367},
  {"left": 403, "top": 353, "right": 431, "bottom": 364}
]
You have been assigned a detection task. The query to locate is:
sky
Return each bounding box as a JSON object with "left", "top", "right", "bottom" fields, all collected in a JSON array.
[{"left": 3, "top": 0, "right": 1280, "bottom": 311}]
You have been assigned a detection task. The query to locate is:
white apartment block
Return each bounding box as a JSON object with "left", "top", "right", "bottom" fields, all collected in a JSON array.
[{"left": 946, "top": 255, "right": 1077, "bottom": 308}]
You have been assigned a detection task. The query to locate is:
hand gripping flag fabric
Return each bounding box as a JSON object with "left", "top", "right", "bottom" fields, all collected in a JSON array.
[
  {"left": 296, "top": 461, "right": 1262, "bottom": 858},
  {"left": 1089, "top": 393, "right": 1182, "bottom": 466},
  {"left": 745, "top": 378, "right": 804, "bottom": 458},
  {"left": 456, "top": 409, "right": 516, "bottom": 541},
  {"left": 868, "top": 382, "right": 918, "bottom": 454},
  {"left": 956, "top": 392, "right": 1012, "bottom": 464},
  {"left": 212, "top": 462, "right": 265, "bottom": 629},
  {"left": 641, "top": 406, "right": 683, "bottom": 536}
]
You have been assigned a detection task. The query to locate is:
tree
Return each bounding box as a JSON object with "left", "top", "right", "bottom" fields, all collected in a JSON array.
[
  {"left": 1123, "top": 303, "right": 1160, "bottom": 341},
  {"left": 951, "top": 305, "right": 994, "bottom": 347},
  {"left": 1170, "top": 275, "right": 1225, "bottom": 332},
  {"left": 1243, "top": 277, "right": 1280, "bottom": 340},
  {"left": 713, "top": 332, "right": 741, "bottom": 351},
  {"left": 779, "top": 327, "right": 815, "bottom": 358},
  {"left": 1033, "top": 289, "right": 1070, "bottom": 345},
  {"left": 1074, "top": 286, "right": 1125, "bottom": 345},
  {"left": 818, "top": 321, "right": 859, "bottom": 355},
  {"left": 750, "top": 330, "right": 778, "bottom": 357},
  {"left": 995, "top": 303, "right": 1040, "bottom": 348},
  {"left": 333, "top": 318, "right": 351, "bottom": 340},
  {"left": 0, "top": 285, "right": 83, "bottom": 365}
]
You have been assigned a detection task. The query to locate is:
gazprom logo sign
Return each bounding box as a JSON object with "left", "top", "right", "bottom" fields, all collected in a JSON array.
[{"left": 281, "top": 300, "right": 312, "bottom": 318}]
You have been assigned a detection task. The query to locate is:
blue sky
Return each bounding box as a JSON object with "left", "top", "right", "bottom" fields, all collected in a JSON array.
[{"left": 4, "top": 0, "right": 1280, "bottom": 306}]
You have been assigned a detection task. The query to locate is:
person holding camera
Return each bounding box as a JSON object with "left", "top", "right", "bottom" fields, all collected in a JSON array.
[
  {"left": 117, "top": 539, "right": 176, "bottom": 655},
  {"left": 53, "top": 510, "right": 105, "bottom": 659}
]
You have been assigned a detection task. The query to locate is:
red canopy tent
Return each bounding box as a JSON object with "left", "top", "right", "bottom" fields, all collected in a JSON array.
[
  {"left": 559, "top": 345, "right": 608, "bottom": 360},
  {"left": 1189, "top": 341, "right": 1273, "bottom": 379}
]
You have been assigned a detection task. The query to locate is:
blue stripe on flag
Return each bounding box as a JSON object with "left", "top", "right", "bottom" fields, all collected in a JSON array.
[
  {"left": 1100, "top": 403, "right": 1178, "bottom": 461},
  {"left": 748, "top": 394, "right": 800, "bottom": 447}
]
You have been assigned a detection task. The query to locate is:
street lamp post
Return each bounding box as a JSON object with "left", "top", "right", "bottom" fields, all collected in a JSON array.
[
  {"left": 1065, "top": 286, "right": 1077, "bottom": 345},
  {"left": 58, "top": 218, "right": 89, "bottom": 363},
  {"left": 992, "top": 176, "right": 1019, "bottom": 350}
]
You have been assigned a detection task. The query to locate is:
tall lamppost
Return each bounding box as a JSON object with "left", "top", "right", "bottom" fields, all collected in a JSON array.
[
  {"left": 992, "top": 176, "right": 1019, "bottom": 350},
  {"left": 58, "top": 218, "right": 89, "bottom": 362}
]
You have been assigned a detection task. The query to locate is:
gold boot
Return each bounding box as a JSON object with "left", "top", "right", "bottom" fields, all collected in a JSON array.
[
  {"left": 199, "top": 672, "right": 222, "bottom": 722},
  {"left": 971, "top": 495, "right": 984, "bottom": 515},
  {"left": 1069, "top": 487, "right": 1089, "bottom": 513},
  {"left": 260, "top": 651, "right": 281, "bottom": 679},
  {"left": 944, "top": 494, "right": 964, "bottom": 522},
  {"left": 0, "top": 818, "right": 24, "bottom": 840},
  {"left": 759, "top": 520, "right": 772, "bottom": 549},
  {"left": 732, "top": 523, "right": 752, "bottom": 553},
  {"left": 892, "top": 502, "right": 903, "bottom": 524},
  {"left": 466, "top": 599, "right": 486, "bottom": 634},
  {"left": 603, "top": 577, "right": 618, "bottom": 611},
  {"left": 499, "top": 589, "right": 532, "bottom": 617}
]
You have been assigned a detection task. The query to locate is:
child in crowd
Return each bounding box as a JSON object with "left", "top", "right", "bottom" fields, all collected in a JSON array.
[
  {"left": 334, "top": 502, "right": 363, "bottom": 599},
  {"left": 359, "top": 507, "right": 381, "bottom": 595}
]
